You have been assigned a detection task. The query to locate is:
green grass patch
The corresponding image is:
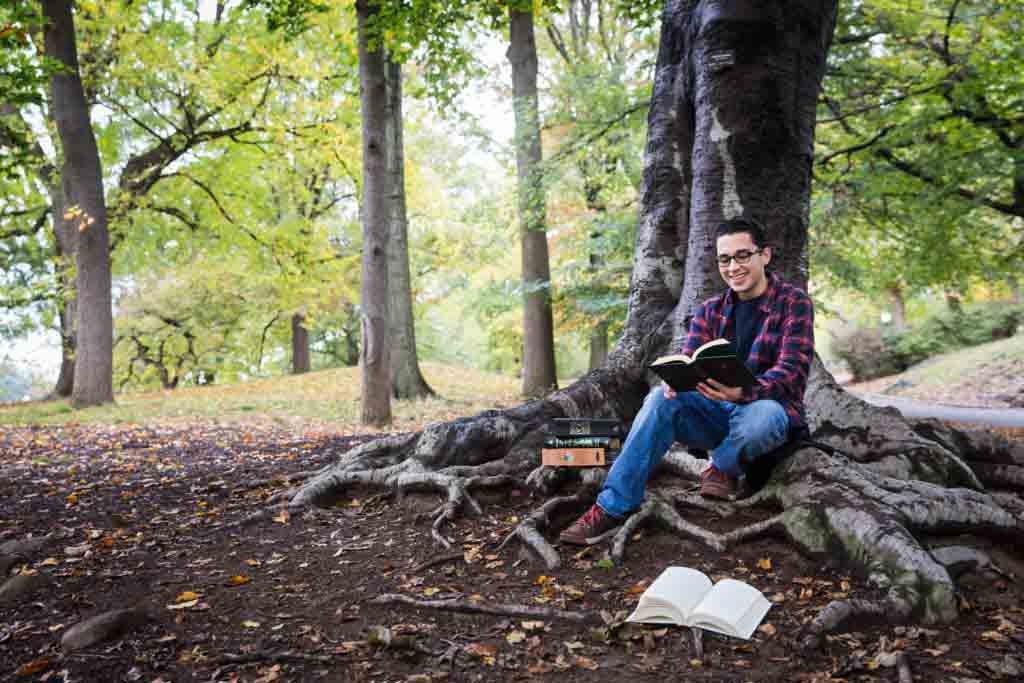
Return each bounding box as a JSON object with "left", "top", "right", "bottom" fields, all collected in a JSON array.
[{"left": 0, "top": 362, "right": 525, "bottom": 432}]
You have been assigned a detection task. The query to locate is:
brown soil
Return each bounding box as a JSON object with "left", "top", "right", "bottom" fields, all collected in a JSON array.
[{"left": 1, "top": 422, "right": 1022, "bottom": 682}]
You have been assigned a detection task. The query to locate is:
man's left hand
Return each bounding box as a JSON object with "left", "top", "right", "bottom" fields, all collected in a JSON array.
[{"left": 697, "top": 378, "right": 744, "bottom": 403}]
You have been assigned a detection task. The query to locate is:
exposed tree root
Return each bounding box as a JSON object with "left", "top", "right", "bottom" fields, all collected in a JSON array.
[
  {"left": 212, "top": 650, "right": 333, "bottom": 666},
  {"left": 369, "top": 593, "right": 597, "bottom": 623}
]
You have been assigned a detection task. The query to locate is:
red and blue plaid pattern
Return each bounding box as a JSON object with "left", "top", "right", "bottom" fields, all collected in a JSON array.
[{"left": 682, "top": 273, "right": 815, "bottom": 428}]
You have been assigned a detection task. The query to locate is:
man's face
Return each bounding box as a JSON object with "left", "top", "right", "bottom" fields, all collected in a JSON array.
[{"left": 716, "top": 231, "right": 771, "bottom": 300}]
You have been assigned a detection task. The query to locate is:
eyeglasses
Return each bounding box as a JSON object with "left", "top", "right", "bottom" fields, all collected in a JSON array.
[{"left": 717, "top": 249, "right": 762, "bottom": 267}]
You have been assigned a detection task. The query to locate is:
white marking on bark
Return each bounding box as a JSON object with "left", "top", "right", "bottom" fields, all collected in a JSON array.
[{"left": 709, "top": 109, "right": 743, "bottom": 218}]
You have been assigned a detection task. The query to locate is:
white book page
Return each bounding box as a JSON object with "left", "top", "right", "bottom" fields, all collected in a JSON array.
[
  {"left": 689, "top": 579, "right": 766, "bottom": 638},
  {"left": 626, "top": 567, "right": 712, "bottom": 624}
]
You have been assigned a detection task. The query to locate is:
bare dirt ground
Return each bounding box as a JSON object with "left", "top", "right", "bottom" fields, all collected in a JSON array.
[{"left": 2, "top": 421, "right": 1022, "bottom": 682}]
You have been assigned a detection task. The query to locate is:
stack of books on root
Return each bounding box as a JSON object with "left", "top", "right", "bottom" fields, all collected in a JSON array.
[{"left": 541, "top": 418, "right": 623, "bottom": 467}]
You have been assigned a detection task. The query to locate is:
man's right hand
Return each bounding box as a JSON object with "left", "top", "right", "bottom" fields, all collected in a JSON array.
[{"left": 662, "top": 382, "right": 677, "bottom": 400}]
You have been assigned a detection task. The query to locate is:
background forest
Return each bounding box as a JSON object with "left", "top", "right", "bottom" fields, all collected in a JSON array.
[{"left": 1, "top": 0, "right": 1021, "bottom": 403}]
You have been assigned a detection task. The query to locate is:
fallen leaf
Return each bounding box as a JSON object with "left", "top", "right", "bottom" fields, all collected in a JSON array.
[
  {"left": 273, "top": 510, "right": 289, "bottom": 524},
  {"left": 16, "top": 657, "right": 49, "bottom": 677},
  {"left": 758, "top": 623, "right": 777, "bottom": 637},
  {"left": 175, "top": 591, "right": 201, "bottom": 603},
  {"left": 574, "top": 655, "right": 599, "bottom": 670},
  {"left": 40, "top": 557, "right": 59, "bottom": 567},
  {"left": 242, "top": 620, "right": 262, "bottom": 629},
  {"left": 506, "top": 630, "right": 527, "bottom": 644},
  {"left": 757, "top": 558, "right": 772, "bottom": 571},
  {"left": 521, "top": 620, "right": 545, "bottom": 631},
  {"left": 228, "top": 575, "right": 251, "bottom": 586},
  {"left": 167, "top": 600, "right": 198, "bottom": 610},
  {"left": 980, "top": 630, "right": 1009, "bottom": 642}
]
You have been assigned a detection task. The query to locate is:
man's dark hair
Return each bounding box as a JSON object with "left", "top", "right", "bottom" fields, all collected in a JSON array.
[{"left": 715, "top": 217, "right": 768, "bottom": 249}]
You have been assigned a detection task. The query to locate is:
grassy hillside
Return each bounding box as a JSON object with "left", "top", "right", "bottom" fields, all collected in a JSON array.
[
  {"left": 0, "top": 362, "right": 524, "bottom": 432},
  {"left": 846, "top": 333, "right": 1024, "bottom": 408}
]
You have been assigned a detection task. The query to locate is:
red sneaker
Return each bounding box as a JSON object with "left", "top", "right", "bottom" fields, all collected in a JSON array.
[
  {"left": 700, "top": 464, "right": 736, "bottom": 500},
  {"left": 559, "top": 504, "right": 622, "bottom": 546}
]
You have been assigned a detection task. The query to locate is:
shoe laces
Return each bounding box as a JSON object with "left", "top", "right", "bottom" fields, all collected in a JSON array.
[{"left": 579, "top": 505, "right": 605, "bottom": 527}]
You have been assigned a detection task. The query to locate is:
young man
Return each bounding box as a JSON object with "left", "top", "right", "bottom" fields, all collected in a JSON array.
[{"left": 560, "top": 217, "right": 815, "bottom": 545}]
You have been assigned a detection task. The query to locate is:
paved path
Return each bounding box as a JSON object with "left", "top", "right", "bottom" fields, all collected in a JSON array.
[{"left": 857, "top": 393, "right": 1024, "bottom": 429}]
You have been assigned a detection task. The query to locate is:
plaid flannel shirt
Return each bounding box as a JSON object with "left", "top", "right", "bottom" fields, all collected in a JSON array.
[{"left": 682, "top": 273, "right": 815, "bottom": 429}]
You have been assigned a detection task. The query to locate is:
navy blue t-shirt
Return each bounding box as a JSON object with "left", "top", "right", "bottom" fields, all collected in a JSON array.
[{"left": 732, "top": 295, "right": 764, "bottom": 365}]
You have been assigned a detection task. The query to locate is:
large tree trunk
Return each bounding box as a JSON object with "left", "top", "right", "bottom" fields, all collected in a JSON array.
[
  {"left": 356, "top": 0, "right": 391, "bottom": 426},
  {"left": 42, "top": 0, "right": 113, "bottom": 408},
  {"left": 384, "top": 58, "right": 434, "bottom": 400},
  {"left": 269, "top": 0, "right": 1023, "bottom": 647},
  {"left": 886, "top": 283, "right": 906, "bottom": 330},
  {"left": 291, "top": 313, "right": 310, "bottom": 375},
  {"left": 508, "top": 7, "right": 558, "bottom": 397}
]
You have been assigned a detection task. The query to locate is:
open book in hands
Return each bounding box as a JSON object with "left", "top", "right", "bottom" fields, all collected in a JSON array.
[
  {"left": 648, "top": 338, "right": 756, "bottom": 393},
  {"left": 625, "top": 566, "right": 771, "bottom": 640}
]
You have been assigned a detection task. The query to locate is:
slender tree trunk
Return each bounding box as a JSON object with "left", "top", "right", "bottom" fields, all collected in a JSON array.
[
  {"left": 356, "top": 0, "right": 391, "bottom": 426},
  {"left": 508, "top": 7, "right": 558, "bottom": 397},
  {"left": 886, "top": 284, "right": 906, "bottom": 330},
  {"left": 42, "top": 146, "right": 77, "bottom": 398},
  {"left": 385, "top": 58, "right": 434, "bottom": 400},
  {"left": 291, "top": 313, "right": 310, "bottom": 374},
  {"left": 42, "top": 0, "right": 113, "bottom": 407},
  {"left": 1009, "top": 275, "right": 1022, "bottom": 305}
]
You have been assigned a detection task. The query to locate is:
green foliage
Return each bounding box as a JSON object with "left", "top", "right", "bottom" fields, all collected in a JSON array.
[
  {"left": 832, "top": 301, "right": 1024, "bottom": 381},
  {"left": 814, "top": 0, "right": 1024, "bottom": 298}
]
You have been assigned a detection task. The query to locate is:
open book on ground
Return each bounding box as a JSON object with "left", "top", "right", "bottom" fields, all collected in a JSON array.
[
  {"left": 626, "top": 566, "right": 771, "bottom": 640},
  {"left": 648, "top": 339, "right": 756, "bottom": 393}
]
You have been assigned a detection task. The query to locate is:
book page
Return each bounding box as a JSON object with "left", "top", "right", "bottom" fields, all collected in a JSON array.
[
  {"left": 692, "top": 338, "right": 731, "bottom": 359},
  {"left": 626, "top": 567, "right": 712, "bottom": 624},
  {"left": 651, "top": 353, "right": 692, "bottom": 366},
  {"left": 689, "top": 579, "right": 768, "bottom": 639}
]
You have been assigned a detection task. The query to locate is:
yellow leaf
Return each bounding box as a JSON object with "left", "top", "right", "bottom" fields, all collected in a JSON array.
[
  {"left": 175, "top": 591, "right": 201, "bottom": 603},
  {"left": 40, "top": 557, "right": 59, "bottom": 566},
  {"left": 273, "top": 510, "right": 290, "bottom": 524},
  {"left": 66, "top": 493, "right": 78, "bottom": 504},
  {"left": 167, "top": 599, "right": 198, "bottom": 610},
  {"left": 757, "top": 558, "right": 772, "bottom": 571},
  {"left": 506, "top": 630, "right": 527, "bottom": 644},
  {"left": 229, "top": 575, "right": 251, "bottom": 586},
  {"left": 423, "top": 587, "right": 440, "bottom": 596},
  {"left": 242, "top": 620, "right": 261, "bottom": 629}
]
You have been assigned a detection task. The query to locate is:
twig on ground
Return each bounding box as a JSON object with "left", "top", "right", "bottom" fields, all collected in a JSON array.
[
  {"left": 212, "top": 650, "right": 332, "bottom": 665},
  {"left": 413, "top": 551, "right": 464, "bottom": 573},
  {"left": 370, "top": 593, "right": 597, "bottom": 623}
]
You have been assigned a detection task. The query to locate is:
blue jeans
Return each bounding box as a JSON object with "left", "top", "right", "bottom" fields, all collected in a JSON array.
[{"left": 596, "top": 387, "right": 790, "bottom": 517}]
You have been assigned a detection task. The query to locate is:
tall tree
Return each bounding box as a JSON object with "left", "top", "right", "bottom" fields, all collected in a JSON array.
[
  {"left": 509, "top": 4, "right": 557, "bottom": 396},
  {"left": 42, "top": 0, "right": 113, "bottom": 407},
  {"left": 291, "top": 313, "right": 311, "bottom": 374},
  {"left": 356, "top": 0, "right": 391, "bottom": 426},
  {"left": 385, "top": 58, "right": 434, "bottom": 399}
]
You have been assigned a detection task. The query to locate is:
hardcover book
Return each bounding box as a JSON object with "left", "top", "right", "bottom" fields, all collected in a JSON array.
[
  {"left": 540, "top": 447, "right": 613, "bottom": 467},
  {"left": 626, "top": 566, "right": 771, "bottom": 640},
  {"left": 648, "top": 339, "right": 756, "bottom": 393},
  {"left": 543, "top": 435, "right": 622, "bottom": 449},
  {"left": 547, "top": 418, "right": 623, "bottom": 437}
]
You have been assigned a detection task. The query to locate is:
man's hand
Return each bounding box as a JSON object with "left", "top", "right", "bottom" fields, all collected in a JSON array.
[
  {"left": 697, "top": 378, "right": 744, "bottom": 403},
  {"left": 662, "top": 381, "right": 677, "bottom": 400}
]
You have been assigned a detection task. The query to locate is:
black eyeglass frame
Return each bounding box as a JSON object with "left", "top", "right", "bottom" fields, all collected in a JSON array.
[{"left": 716, "top": 248, "right": 763, "bottom": 267}]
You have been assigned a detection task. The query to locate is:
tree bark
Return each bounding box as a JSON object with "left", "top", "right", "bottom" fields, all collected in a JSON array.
[
  {"left": 384, "top": 58, "right": 434, "bottom": 400},
  {"left": 42, "top": 0, "right": 113, "bottom": 408},
  {"left": 887, "top": 283, "right": 906, "bottom": 330},
  {"left": 508, "top": 7, "right": 558, "bottom": 397},
  {"left": 356, "top": 0, "right": 391, "bottom": 426},
  {"left": 291, "top": 313, "right": 310, "bottom": 375}
]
